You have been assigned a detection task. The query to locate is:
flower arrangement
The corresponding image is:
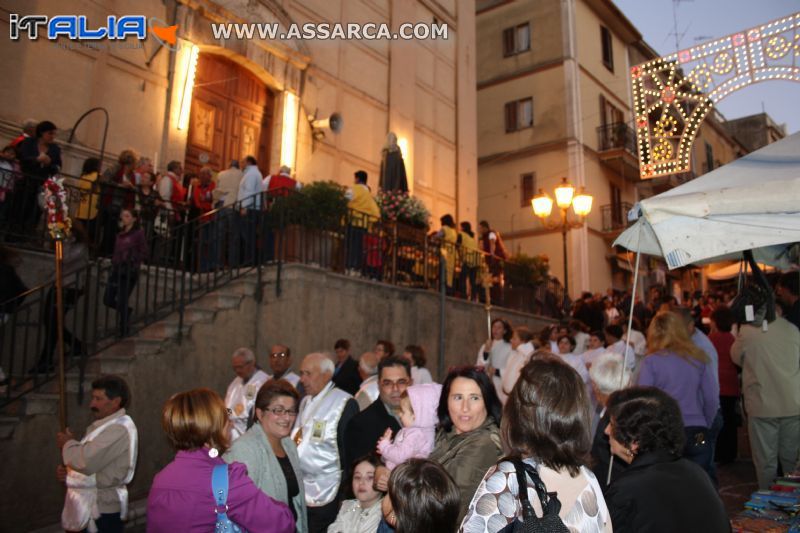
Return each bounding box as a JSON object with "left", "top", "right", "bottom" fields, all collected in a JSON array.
[
  {"left": 42, "top": 176, "right": 72, "bottom": 240},
  {"left": 377, "top": 190, "right": 430, "bottom": 229}
]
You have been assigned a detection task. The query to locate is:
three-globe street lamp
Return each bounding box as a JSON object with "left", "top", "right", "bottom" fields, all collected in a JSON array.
[{"left": 531, "top": 177, "right": 593, "bottom": 303}]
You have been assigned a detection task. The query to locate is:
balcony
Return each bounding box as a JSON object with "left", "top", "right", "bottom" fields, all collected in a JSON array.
[
  {"left": 597, "top": 123, "right": 640, "bottom": 181},
  {"left": 601, "top": 202, "right": 634, "bottom": 233}
]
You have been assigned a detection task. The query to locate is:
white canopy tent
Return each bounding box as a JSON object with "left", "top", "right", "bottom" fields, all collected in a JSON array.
[{"left": 614, "top": 131, "right": 800, "bottom": 269}]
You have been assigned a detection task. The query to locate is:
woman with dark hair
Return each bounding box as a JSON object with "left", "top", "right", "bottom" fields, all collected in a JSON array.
[
  {"left": 225, "top": 379, "right": 307, "bottom": 532},
  {"left": 427, "top": 366, "right": 503, "bottom": 522},
  {"left": 637, "top": 311, "right": 719, "bottom": 479},
  {"left": 476, "top": 318, "right": 513, "bottom": 399},
  {"left": 708, "top": 305, "right": 739, "bottom": 464},
  {"left": 147, "top": 388, "right": 295, "bottom": 532},
  {"left": 381, "top": 459, "right": 460, "bottom": 533},
  {"left": 327, "top": 454, "right": 383, "bottom": 533},
  {"left": 402, "top": 344, "right": 433, "bottom": 384},
  {"left": 461, "top": 355, "right": 611, "bottom": 532},
  {"left": 103, "top": 208, "right": 147, "bottom": 337},
  {"left": 603, "top": 386, "right": 729, "bottom": 532},
  {"left": 557, "top": 334, "right": 590, "bottom": 385},
  {"left": 539, "top": 324, "right": 559, "bottom": 353},
  {"left": 17, "top": 120, "right": 62, "bottom": 232}
]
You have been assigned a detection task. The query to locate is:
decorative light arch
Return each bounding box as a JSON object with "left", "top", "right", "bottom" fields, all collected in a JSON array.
[{"left": 632, "top": 12, "right": 800, "bottom": 179}]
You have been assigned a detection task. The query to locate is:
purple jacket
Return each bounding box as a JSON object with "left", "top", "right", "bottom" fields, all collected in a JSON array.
[
  {"left": 112, "top": 227, "right": 148, "bottom": 267},
  {"left": 377, "top": 383, "right": 441, "bottom": 469},
  {"left": 637, "top": 350, "right": 719, "bottom": 428},
  {"left": 147, "top": 449, "right": 295, "bottom": 533}
]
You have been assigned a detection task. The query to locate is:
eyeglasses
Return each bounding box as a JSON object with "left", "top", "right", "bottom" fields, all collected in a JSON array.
[
  {"left": 380, "top": 379, "right": 410, "bottom": 389},
  {"left": 270, "top": 352, "right": 289, "bottom": 359},
  {"left": 263, "top": 406, "right": 298, "bottom": 417}
]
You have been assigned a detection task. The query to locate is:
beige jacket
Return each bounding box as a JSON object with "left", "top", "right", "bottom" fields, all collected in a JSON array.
[
  {"left": 731, "top": 317, "right": 800, "bottom": 418},
  {"left": 62, "top": 409, "right": 135, "bottom": 513}
]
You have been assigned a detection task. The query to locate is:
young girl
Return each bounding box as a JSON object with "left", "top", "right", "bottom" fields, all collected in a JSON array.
[
  {"left": 377, "top": 383, "right": 441, "bottom": 469},
  {"left": 327, "top": 455, "right": 383, "bottom": 533}
]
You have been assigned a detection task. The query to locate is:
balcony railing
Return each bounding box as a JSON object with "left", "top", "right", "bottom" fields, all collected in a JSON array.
[
  {"left": 597, "top": 122, "right": 637, "bottom": 156},
  {"left": 601, "top": 202, "right": 633, "bottom": 232}
]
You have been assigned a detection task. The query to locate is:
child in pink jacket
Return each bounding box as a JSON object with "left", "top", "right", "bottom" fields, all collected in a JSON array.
[{"left": 377, "top": 383, "right": 442, "bottom": 469}]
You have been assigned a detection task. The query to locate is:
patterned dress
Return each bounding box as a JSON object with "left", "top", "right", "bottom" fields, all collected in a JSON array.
[{"left": 460, "top": 458, "right": 611, "bottom": 533}]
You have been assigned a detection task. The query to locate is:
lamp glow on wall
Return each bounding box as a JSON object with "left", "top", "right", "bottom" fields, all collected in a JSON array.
[
  {"left": 280, "top": 91, "right": 299, "bottom": 170},
  {"left": 397, "top": 137, "right": 409, "bottom": 160},
  {"left": 177, "top": 44, "right": 200, "bottom": 131}
]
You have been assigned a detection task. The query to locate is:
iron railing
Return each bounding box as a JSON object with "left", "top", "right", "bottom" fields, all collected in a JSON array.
[
  {"left": 601, "top": 202, "right": 634, "bottom": 232},
  {"left": 0, "top": 170, "right": 182, "bottom": 254},
  {"left": 597, "top": 122, "right": 637, "bottom": 156}
]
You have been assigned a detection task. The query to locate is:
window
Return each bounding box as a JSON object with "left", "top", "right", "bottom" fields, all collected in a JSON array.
[
  {"left": 601, "top": 26, "right": 613, "bottom": 71},
  {"left": 504, "top": 97, "right": 533, "bottom": 132},
  {"left": 610, "top": 183, "right": 623, "bottom": 227},
  {"left": 705, "top": 142, "right": 714, "bottom": 173},
  {"left": 503, "top": 23, "right": 531, "bottom": 57},
  {"left": 520, "top": 173, "right": 536, "bottom": 208}
]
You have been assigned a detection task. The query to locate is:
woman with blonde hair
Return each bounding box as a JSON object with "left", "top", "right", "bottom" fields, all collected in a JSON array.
[
  {"left": 147, "top": 388, "right": 295, "bottom": 532},
  {"left": 636, "top": 311, "right": 719, "bottom": 480}
]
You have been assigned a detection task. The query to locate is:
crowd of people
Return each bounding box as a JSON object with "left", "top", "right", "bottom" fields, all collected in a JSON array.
[{"left": 51, "top": 271, "right": 800, "bottom": 532}]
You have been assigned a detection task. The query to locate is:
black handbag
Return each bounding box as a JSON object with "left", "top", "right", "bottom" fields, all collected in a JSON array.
[
  {"left": 729, "top": 250, "right": 775, "bottom": 325},
  {"left": 499, "top": 459, "right": 570, "bottom": 533}
]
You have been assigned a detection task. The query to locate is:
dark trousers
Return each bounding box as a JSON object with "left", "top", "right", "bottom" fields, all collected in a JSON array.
[
  {"left": 99, "top": 207, "right": 121, "bottom": 257},
  {"left": 684, "top": 425, "right": 716, "bottom": 485},
  {"left": 35, "top": 286, "right": 83, "bottom": 371},
  {"left": 103, "top": 265, "right": 138, "bottom": 337},
  {"left": 78, "top": 512, "right": 123, "bottom": 533},
  {"left": 307, "top": 500, "right": 339, "bottom": 533},
  {"left": 716, "top": 396, "right": 739, "bottom": 464},
  {"left": 345, "top": 225, "right": 366, "bottom": 270},
  {"left": 239, "top": 210, "right": 259, "bottom": 266}
]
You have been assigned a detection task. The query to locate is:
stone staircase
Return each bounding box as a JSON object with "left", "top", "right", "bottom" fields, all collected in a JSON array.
[{"left": 0, "top": 273, "right": 261, "bottom": 441}]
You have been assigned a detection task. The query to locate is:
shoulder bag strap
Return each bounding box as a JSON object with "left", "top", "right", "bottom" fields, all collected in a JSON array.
[
  {"left": 212, "top": 463, "right": 230, "bottom": 520},
  {"left": 521, "top": 461, "right": 563, "bottom": 517},
  {"left": 512, "top": 459, "right": 537, "bottom": 521}
]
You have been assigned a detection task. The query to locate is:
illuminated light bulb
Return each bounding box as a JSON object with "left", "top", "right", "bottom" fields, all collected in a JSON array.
[
  {"left": 532, "top": 190, "right": 553, "bottom": 218},
  {"left": 554, "top": 178, "right": 575, "bottom": 209}
]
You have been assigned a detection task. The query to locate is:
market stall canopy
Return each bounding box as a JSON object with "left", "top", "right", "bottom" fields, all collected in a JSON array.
[
  {"left": 705, "top": 262, "right": 776, "bottom": 281},
  {"left": 614, "top": 131, "right": 800, "bottom": 269}
]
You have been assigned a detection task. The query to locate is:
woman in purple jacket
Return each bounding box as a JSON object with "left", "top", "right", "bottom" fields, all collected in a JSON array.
[
  {"left": 147, "top": 388, "right": 295, "bottom": 533},
  {"left": 103, "top": 208, "right": 147, "bottom": 337},
  {"left": 636, "top": 311, "right": 719, "bottom": 481}
]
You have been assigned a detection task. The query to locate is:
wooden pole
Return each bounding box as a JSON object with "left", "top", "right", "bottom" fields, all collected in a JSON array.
[{"left": 55, "top": 239, "right": 67, "bottom": 430}]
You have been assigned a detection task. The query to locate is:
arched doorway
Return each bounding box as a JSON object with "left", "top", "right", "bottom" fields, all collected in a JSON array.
[{"left": 185, "top": 53, "right": 275, "bottom": 177}]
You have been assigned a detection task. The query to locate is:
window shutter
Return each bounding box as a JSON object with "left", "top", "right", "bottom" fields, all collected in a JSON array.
[
  {"left": 505, "top": 101, "right": 517, "bottom": 132},
  {"left": 503, "top": 27, "right": 514, "bottom": 57}
]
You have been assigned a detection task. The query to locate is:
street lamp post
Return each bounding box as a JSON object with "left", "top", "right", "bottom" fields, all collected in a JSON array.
[{"left": 531, "top": 177, "right": 593, "bottom": 303}]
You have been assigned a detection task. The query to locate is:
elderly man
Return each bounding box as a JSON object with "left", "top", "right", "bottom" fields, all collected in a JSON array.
[
  {"left": 587, "top": 352, "right": 632, "bottom": 490},
  {"left": 224, "top": 347, "right": 270, "bottom": 441},
  {"left": 354, "top": 351, "right": 379, "bottom": 410},
  {"left": 354, "top": 341, "right": 394, "bottom": 409},
  {"left": 344, "top": 355, "right": 411, "bottom": 474},
  {"left": 269, "top": 343, "right": 301, "bottom": 389},
  {"left": 57, "top": 376, "right": 138, "bottom": 532},
  {"left": 292, "top": 352, "right": 359, "bottom": 533}
]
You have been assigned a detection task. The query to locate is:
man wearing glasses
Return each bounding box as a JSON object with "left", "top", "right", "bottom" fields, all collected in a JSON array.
[
  {"left": 269, "top": 344, "right": 301, "bottom": 390},
  {"left": 343, "top": 356, "right": 412, "bottom": 478},
  {"left": 224, "top": 347, "right": 271, "bottom": 441}
]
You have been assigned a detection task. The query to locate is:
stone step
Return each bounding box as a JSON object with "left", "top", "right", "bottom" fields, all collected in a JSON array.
[
  {"left": 25, "top": 393, "right": 60, "bottom": 415},
  {"left": 100, "top": 337, "right": 164, "bottom": 358},
  {"left": 163, "top": 307, "right": 217, "bottom": 326},
  {"left": 201, "top": 291, "right": 243, "bottom": 310},
  {"left": 0, "top": 416, "right": 20, "bottom": 440},
  {"left": 137, "top": 322, "right": 192, "bottom": 340},
  {"left": 93, "top": 354, "right": 137, "bottom": 375}
]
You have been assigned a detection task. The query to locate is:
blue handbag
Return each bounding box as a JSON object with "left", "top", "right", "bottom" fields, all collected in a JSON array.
[{"left": 212, "top": 464, "right": 247, "bottom": 533}]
